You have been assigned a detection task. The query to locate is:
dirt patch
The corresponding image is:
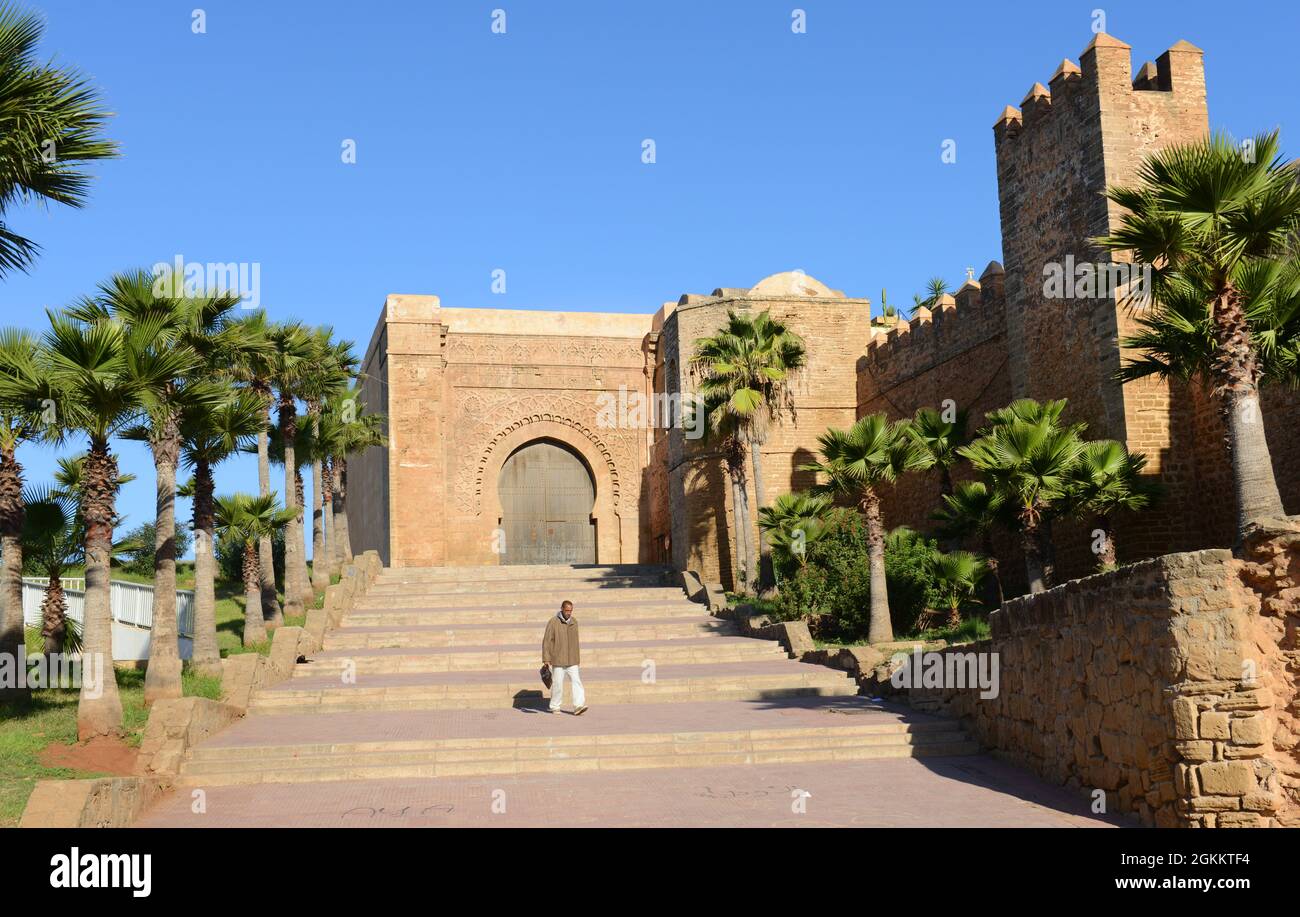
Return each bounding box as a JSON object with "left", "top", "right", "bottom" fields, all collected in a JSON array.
[{"left": 39, "top": 735, "right": 138, "bottom": 776}]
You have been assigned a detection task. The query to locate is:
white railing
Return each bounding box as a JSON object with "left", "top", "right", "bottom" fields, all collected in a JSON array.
[
  {"left": 22, "top": 576, "right": 85, "bottom": 592},
  {"left": 22, "top": 577, "right": 196, "bottom": 639}
]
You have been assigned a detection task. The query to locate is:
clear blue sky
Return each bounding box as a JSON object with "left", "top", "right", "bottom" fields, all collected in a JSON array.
[{"left": 1, "top": 0, "right": 1295, "bottom": 559}]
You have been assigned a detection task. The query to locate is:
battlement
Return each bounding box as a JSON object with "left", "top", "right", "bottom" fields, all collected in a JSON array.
[
  {"left": 994, "top": 34, "right": 1205, "bottom": 143},
  {"left": 863, "top": 261, "right": 1005, "bottom": 381}
]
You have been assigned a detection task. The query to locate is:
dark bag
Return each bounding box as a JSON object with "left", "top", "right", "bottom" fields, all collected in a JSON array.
[{"left": 539, "top": 664, "right": 553, "bottom": 689}]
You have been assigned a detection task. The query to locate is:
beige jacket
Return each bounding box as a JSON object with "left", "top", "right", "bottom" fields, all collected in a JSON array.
[{"left": 542, "top": 612, "right": 580, "bottom": 668}]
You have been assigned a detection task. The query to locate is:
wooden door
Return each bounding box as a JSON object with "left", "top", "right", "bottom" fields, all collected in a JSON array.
[{"left": 498, "top": 440, "right": 596, "bottom": 565}]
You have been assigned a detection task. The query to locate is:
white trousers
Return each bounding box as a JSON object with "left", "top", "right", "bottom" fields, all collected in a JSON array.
[{"left": 549, "top": 665, "right": 585, "bottom": 711}]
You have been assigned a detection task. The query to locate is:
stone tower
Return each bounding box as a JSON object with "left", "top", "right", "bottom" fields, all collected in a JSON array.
[{"left": 994, "top": 34, "right": 1213, "bottom": 569}]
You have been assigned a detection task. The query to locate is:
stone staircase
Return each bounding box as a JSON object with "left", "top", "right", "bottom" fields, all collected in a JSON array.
[{"left": 177, "top": 564, "right": 977, "bottom": 786}]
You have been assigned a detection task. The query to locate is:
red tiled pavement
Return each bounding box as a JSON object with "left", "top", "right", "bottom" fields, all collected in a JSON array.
[{"left": 135, "top": 755, "right": 1121, "bottom": 827}]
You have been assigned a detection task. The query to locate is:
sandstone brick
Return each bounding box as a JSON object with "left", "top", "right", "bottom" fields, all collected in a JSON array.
[
  {"left": 1199, "top": 711, "right": 1230, "bottom": 740},
  {"left": 1196, "top": 761, "right": 1257, "bottom": 797}
]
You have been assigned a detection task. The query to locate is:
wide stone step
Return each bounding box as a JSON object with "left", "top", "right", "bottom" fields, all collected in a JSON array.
[
  {"left": 343, "top": 602, "right": 706, "bottom": 625},
  {"left": 178, "top": 730, "right": 976, "bottom": 784},
  {"left": 353, "top": 587, "right": 690, "bottom": 609},
  {"left": 298, "top": 638, "right": 785, "bottom": 675},
  {"left": 375, "top": 564, "right": 671, "bottom": 585},
  {"left": 247, "top": 662, "right": 858, "bottom": 714},
  {"left": 366, "top": 576, "right": 672, "bottom": 596},
  {"left": 324, "top": 618, "right": 738, "bottom": 649}
]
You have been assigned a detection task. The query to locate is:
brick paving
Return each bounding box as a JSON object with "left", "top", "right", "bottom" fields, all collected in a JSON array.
[{"left": 133, "top": 565, "right": 1124, "bottom": 827}]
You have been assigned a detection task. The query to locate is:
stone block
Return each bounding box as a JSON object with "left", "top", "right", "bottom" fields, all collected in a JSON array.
[
  {"left": 1196, "top": 760, "right": 1257, "bottom": 797},
  {"left": 1199, "top": 711, "right": 1230, "bottom": 740}
]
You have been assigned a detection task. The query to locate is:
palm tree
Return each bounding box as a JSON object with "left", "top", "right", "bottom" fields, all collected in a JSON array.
[
  {"left": 692, "top": 310, "right": 806, "bottom": 591},
  {"left": 979, "top": 397, "right": 1084, "bottom": 581},
  {"left": 180, "top": 388, "right": 265, "bottom": 676},
  {"left": 802, "top": 414, "right": 929, "bottom": 643},
  {"left": 0, "top": 328, "right": 45, "bottom": 698},
  {"left": 908, "top": 406, "right": 968, "bottom": 497},
  {"left": 959, "top": 417, "right": 1085, "bottom": 594},
  {"left": 76, "top": 270, "right": 234, "bottom": 704},
  {"left": 757, "top": 492, "right": 832, "bottom": 572},
  {"left": 1100, "top": 131, "right": 1300, "bottom": 541},
  {"left": 299, "top": 328, "right": 357, "bottom": 594},
  {"left": 932, "top": 480, "right": 1009, "bottom": 605},
  {"left": 1115, "top": 257, "right": 1300, "bottom": 389},
  {"left": 0, "top": 2, "right": 117, "bottom": 277},
  {"left": 265, "top": 322, "right": 314, "bottom": 618},
  {"left": 927, "top": 550, "right": 989, "bottom": 629},
  {"left": 226, "top": 311, "right": 284, "bottom": 624},
  {"left": 20, "top": 485, "right": 81, "bottom": 656},
  {"left": 214, "top": 493, "right": 295, "bottom": 646},
  {"left": 39, "top": 314, "right": 142, "bottom": 738},
  {"left": 1064, "top": 440, "right": 1158, "bottom": 570},
  {"left": 318, "top": 387, "right": 385, "bottom": 568},
  {"left": 916, "top": 276, "right": 951, "bottom": 310}
]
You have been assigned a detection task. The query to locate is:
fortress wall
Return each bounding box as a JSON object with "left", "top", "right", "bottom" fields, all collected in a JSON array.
[
  {"left": 855, "top": 265, "right": 1013, "bottom": 555},
  {"left": 994, "top": 35, "right": 1224, "bottom": 580}
]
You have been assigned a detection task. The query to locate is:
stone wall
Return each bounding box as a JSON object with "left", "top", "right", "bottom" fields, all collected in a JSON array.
[
  {"left": 897, "top": 519, "right": 1300, "bottom": 827},
  {"left": 659, "top": 272, "right": 872, "bottom": 590}
]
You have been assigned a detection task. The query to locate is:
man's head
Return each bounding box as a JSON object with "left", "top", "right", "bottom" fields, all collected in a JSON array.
[{"left": 560, "top": 600, "right": 573, "bottom": 620}]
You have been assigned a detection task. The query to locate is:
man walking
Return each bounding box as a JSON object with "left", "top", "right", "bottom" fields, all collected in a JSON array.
[{"left": 542, "top": 600, "right": 587, "bottom": 715}]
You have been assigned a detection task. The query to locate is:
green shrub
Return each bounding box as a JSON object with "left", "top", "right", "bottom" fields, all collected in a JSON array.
[
  {"left": 117, "top": 521, "right": 193, "bottom": 576},
  {"left": 770, "top": 510, "right": 941, "bottom": 642}
]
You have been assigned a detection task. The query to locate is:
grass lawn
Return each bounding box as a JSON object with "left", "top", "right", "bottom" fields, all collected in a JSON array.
[
  {"left": 0, "top": 663, "right": 224, "bottom": 828},
  {"left": 0, "top": 563, "right": 323, "bottom": 829}
]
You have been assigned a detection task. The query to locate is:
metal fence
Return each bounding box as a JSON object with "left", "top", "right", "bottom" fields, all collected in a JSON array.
[{"left": 21, "top": 577, "right": 196, "bottom": 639}]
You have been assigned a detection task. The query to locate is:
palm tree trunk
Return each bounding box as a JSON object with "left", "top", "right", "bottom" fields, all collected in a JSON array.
[
  {"left": 310, "top": 441, "right": 329, "bottom": 594},
  {"left": 322, "top": 457, "right": 339, "bottom": 578},
  {"left": 189, "top": 459, "right": 222, "bottom": 678},
  {"left": 728, "top": 474, "right": 749, "bottom": 591},
  {"left": 143, "top": 427, "right": 183, "bottom": 704},
  {"left": 0, "top": 446, "right": 27, "bottom": 701},
  {"left": 41, "top": 577, "right": 66, "bottom": 657},
  {"left": 241, "top": 541, "right": 267, "bottom": 646},
  {"left": 1040, "top": 516, "right": 1057, "bottom": 588},
  {"left": 256, "top": 401, "right": 282, "bottom": 624},
  {"left": 946, "top": 601, "right": 962, "bottom": 629},
  {"left": 1021, "top": 519, "right": 1047, "bottom": 595},
  {"left": 859, "top": 487, "right": 893, "bottom": 643},
  {"left": 77, "top": 440, "right": 123, "bottom": 739},
  {"left": 749, "top": 437, "right": 773, "bottom": 592},
  {"left": 1095, "top": 514, "right": 1117, "bottom": 569},
  {"left": 294, "top": 467, "right": 312, "bottom": 605},
  {"left": 279, "top": 397, "right": 306, "bottom": 619},
  {"left": 1212, "top": 286, "right": 1286, "bottom": 540},
  {"left": 981, "top": 530, "right": 1004, "bottom": 607},
  {"left": 333, "top": 458, "right": 354, "bottom": 566}
]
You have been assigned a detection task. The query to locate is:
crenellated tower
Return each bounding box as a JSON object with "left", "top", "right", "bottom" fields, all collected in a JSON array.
[{"left": 994, "top": 33, "right": 1214, "bottom": 570}]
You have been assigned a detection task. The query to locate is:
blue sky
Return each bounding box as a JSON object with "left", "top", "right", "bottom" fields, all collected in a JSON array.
[{"left": 1, "top": 0, "right": 1296, "bottom": 558}]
